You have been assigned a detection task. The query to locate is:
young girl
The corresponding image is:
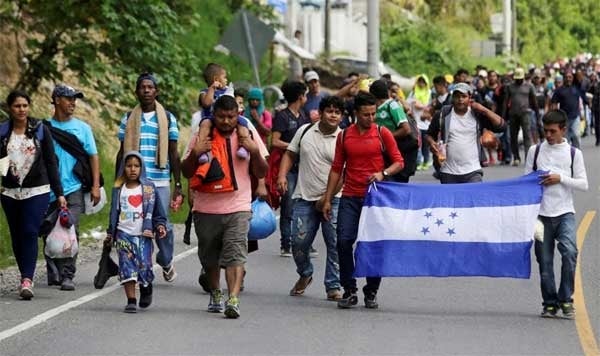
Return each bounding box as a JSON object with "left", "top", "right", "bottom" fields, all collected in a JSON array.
[{"left": 105, "top": 151, "right": 167, "bottom": 313}]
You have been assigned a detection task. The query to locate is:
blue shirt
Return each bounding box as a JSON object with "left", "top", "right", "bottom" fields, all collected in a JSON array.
[
  {"left": 200, "top": 87, "right": 229, "bottom": 119},
  {"left": 118, "top": 110, "right": 179, "bottom": 185},
  {"left": 49, "top": 118, "right": 98, "bottom": 199},
  {"left": 551, "top": 85, "right": 585, "bottom": 120},
  {"left": 302, "top": 91, "right": 329, "bottom": 119}
]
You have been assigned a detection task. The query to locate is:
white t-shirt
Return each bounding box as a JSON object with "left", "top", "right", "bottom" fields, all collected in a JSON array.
[
  {"left": 117, "top": 184, "right": 144, "bottom": 235},
  {"left": 524, "top": 139, "right": 588, "bottom": 217},
  {"left": 287, "top": 123, "right": 341, "bottom": 201},
  {"left": 441, "top": 108, "right": 481, "bottom": 175}
]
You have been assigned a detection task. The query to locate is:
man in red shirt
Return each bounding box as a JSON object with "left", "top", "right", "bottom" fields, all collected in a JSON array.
[{"left": 322, "top": 92, "right": 404, "bottom": 309}]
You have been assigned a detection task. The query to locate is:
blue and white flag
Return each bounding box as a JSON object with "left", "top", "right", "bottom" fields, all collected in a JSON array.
[{"left": 354, "top": 172, "right": 543, "bottom": 279}]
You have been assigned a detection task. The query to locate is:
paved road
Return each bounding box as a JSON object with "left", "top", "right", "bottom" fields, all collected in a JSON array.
[{"left": 0, "top": 137, "right": 598, "bottom": 355}]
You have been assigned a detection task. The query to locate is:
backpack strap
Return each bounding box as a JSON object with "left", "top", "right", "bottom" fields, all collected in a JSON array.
[
  {"left": 532, "top": 143, "right": 541, "bottom": 171},
  {"left": 533, "top": 143, "right": 576, "bottom": 177},
  {"left": 298, "top": 122, "right": 316, "bottom": 149}
]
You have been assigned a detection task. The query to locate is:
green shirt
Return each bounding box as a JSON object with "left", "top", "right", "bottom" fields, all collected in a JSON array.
[{"left": 375, "top": 99, "right": 407, "bottom": 132}]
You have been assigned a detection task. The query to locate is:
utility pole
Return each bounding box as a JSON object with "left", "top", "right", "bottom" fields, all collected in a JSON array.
[
  {"left": 324, "top": 0, "right": 330, "bottom": 59},
  {"left": 367, "top": 0, "right": 379, "bottom": 78},
  {"left": 502, "top": 0, "right": 511, "bottom": 55}
]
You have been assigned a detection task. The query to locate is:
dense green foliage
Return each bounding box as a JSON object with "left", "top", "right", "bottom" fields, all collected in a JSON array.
[
  {"left": 516, "top": 0, "right": 600, "bottom": 63},
  {"left": 0, "top": 0, "right": 285, "bottom": 121}
]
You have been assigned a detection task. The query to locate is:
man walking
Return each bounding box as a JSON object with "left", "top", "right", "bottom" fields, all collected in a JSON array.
[
  {"left": 525, "top": 110, "right": 588, "bottom": 318},
  {"left": 44, "top": 84, "right": 101, "bottom": 291},
  {"left": 321, "top": 92, "right": 404, "bottom": 309},
  {"left": 502, "top": 67, "right": 539, "bottom": 166},
  {"left": 117, "top": 73, "right": 183, "bottom": 283},
  {"left": 182, "top": 96, "right": 268, "bottom": 318},
  {"left": 426, "top": 83, "right": 505, "bottom": 184},
  {"left": 551, "top": 71, "right": 588, "bottom": 148},
  {"left": 278, "top": 96, "right": 345, "bottom": 301}
]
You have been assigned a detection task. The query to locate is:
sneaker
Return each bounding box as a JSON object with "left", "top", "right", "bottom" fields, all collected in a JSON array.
[
  {"left": 197, "top": 152, "right": 210, "bottom": 164},
  {"left": 326, "top": 289, "right": 343, "bottom": 301},
  {"left": 512, "top": 159, "right": 520, "bottom": 167},
  {"left": 289, "top": 276, "right": 313, "bottom": 296},
  {"left": 337, "top": 289, "right": 358, "bottom": 309},
  {"left": 18, "top": 278, "right": 34, "bottom": 300},
  {"left": 139, "top": 283, "right": 153, "bottom": 309},
  {"left": 280, "top": 247, "right": 292, "bottom": 257},
  {"left": 224, "top": 296, "right": 240, "bottom": 319},
  {"left": 540, "top": 305, "right": 558, "bottom": 318},
  {"left": 236, "top": 147, "right": 249, "bottom": 160},
  {"left": 207, "top": 289, "right": 224, "bottom": 313},
  {"left": 198, "top": 272, "right": 210, "bottom": 293},
  {"left": 60, "top": 278, "right": 75, "bottom": 291},
  {"left": 309, "top": 247, "right": 319, "bottom": 257},
  {"left": 162, "top": 265, "right": 177, "bottom": 282},
  {"left": 124, "top": 302, "right": 137, "bottom": 313},
  {"left": 560, "top": 303, "right": 575, "bottom": 319},
  {"left": 363, "top": 289, "right": 379, "bottom": 309}
]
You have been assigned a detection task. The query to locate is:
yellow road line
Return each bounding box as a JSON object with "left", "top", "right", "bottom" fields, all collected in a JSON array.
[{"left": 575, "top": 211, "right": 598, "bottom": 356}]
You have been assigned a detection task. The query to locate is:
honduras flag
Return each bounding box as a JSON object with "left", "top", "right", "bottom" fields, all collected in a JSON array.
[{"left": 354, "top": 172, "right": 543, "bottom": 279}]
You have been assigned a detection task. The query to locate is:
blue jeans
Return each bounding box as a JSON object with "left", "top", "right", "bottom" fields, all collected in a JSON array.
[
  {"left": 337, "top": 196, "right": 381, "bottom": 293},
  {"left": 279, "top": 170, "right": 297, "bottom": 250},
  {"left": 291, "top": 198, "right": 340, "bottom": 292},
  {"left": 499, "top": 125, "right": 512, "bottom": 163},
  {"left": 534, "top": 213, "right": 577, "bottom": 306},
  {"left": 567, "top": 117, "right": 581, "bottom": 148},
  {"left": 1, "top": 193, "right": 50, "bottom": 280},
  {"left": 155, "top": 186, "right": 174, "bottom": 268}
]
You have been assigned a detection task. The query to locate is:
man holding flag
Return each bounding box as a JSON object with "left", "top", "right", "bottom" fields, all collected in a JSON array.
[{"left": 322, "top": 92, "right": 404, "bottom": 309}]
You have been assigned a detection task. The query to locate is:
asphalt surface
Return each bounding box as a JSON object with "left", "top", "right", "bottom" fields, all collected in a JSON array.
[{"left": 0, "top": 136, "right": 598, "bottom": 356}]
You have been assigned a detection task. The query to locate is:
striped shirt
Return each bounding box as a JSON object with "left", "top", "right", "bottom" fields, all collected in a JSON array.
[{"left": 118, "top": 110, "right": 179, "bottom": 186}]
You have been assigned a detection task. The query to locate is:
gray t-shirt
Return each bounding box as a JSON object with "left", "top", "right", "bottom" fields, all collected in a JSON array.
[{"left": 507, "top": 83, "right": 535, "bottom": 115}]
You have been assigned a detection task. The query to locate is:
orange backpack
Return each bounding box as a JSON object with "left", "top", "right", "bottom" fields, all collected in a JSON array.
[{"left": 189, "top": 128, "right": 239, "bottom": 193}]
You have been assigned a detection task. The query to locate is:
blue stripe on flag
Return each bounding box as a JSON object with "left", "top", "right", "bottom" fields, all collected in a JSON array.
[
  {"left": 354, "top": 240, "right": 532, "bottom": 278},
  {"left": 365, "top": 172, "right": 544, "bottom": 210}
]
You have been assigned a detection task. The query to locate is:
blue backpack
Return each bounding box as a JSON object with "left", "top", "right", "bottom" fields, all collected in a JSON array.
[{"left": 0, "top": 120, "right": 44, "bottom": 152}]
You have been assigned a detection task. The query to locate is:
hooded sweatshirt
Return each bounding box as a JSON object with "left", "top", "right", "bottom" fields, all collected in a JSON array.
[{"left": 106, "top": 151, "right": 167, "bottom": 238}]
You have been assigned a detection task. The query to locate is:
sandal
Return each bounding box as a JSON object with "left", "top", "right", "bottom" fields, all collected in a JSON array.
[{"left": 289, "top": 276, "right": 313, "bottom": 296}]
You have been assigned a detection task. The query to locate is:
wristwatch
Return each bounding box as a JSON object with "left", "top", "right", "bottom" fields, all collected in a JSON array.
[
  {"left": 175, "top": 182, "right": 182, "bottom": 188},
  {"left": 382, "top": 170, "right": 389, "bottom": 178}
]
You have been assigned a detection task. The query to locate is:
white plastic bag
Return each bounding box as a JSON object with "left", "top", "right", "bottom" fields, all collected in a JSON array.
[
  {"left": 84, "top": 186, "right": 107, "bottom": 215},
  {"left": 45, "top": 218, "right": 78, "bottom": 258},
  {"left": 533, "top": 219, "right": 545, "bottom": 242}
]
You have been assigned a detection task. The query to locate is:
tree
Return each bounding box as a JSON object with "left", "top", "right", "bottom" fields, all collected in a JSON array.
[{"left": 1, "top": 1, "right": 197, "bottom": 118}]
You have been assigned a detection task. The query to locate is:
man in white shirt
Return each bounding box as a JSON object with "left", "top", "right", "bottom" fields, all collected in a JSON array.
[
  {"left": 524, "top": 109, "right": 588, "bottom": 319},
  {"left": 425, "top": 83, "right": 505, "bottom": 184},
  {"left": 277, "top": 96, "right": 344, "bottom": 301}
]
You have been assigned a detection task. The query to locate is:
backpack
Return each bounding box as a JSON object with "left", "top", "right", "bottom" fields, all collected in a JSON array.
[
  {"left": 532, "top": 143, "right": 576, "bottom": 177},
  {"left": 189, "top": 127, "right": 243, "bottom": 193},
  {"left": 0, "top": 119, "right": 44, "bottom": 148}
]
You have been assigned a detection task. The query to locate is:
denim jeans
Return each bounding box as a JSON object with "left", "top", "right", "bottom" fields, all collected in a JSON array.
[
  {"left": 1, "top": 193, "right": 50, "bottom": 280},
  {"left": 337, "top": 196, "right": 381, "bottom": 293},
  {"left": 534, "top": 213, "right": 577, "bottom": 306},
  {"left": 291, "top": 198, "right": 340, "bottom": 292},
  {"left": 279, "top": 170, "right": 298, "bottom": 250},
  {"left": 499, "top": 125, "right": 512, "bottom": 163},
  {"left": 566, "top": 117, "right": 581, "bottom": 149},
  {"left": 155, "top": 185, "right": 174, "bottom": 268}
]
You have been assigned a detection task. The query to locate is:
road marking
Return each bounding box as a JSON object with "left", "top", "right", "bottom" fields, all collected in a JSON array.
[
  {"left": 574, "top": 211, "right": 598, "bottom": 356},
  {"left": 0, "top": 247, "right": 198, "bottom": 343}
]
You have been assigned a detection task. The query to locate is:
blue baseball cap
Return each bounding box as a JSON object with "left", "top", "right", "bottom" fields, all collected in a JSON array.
[{"left": 52, "top": 84, "right": 84, "bottom": 101}]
